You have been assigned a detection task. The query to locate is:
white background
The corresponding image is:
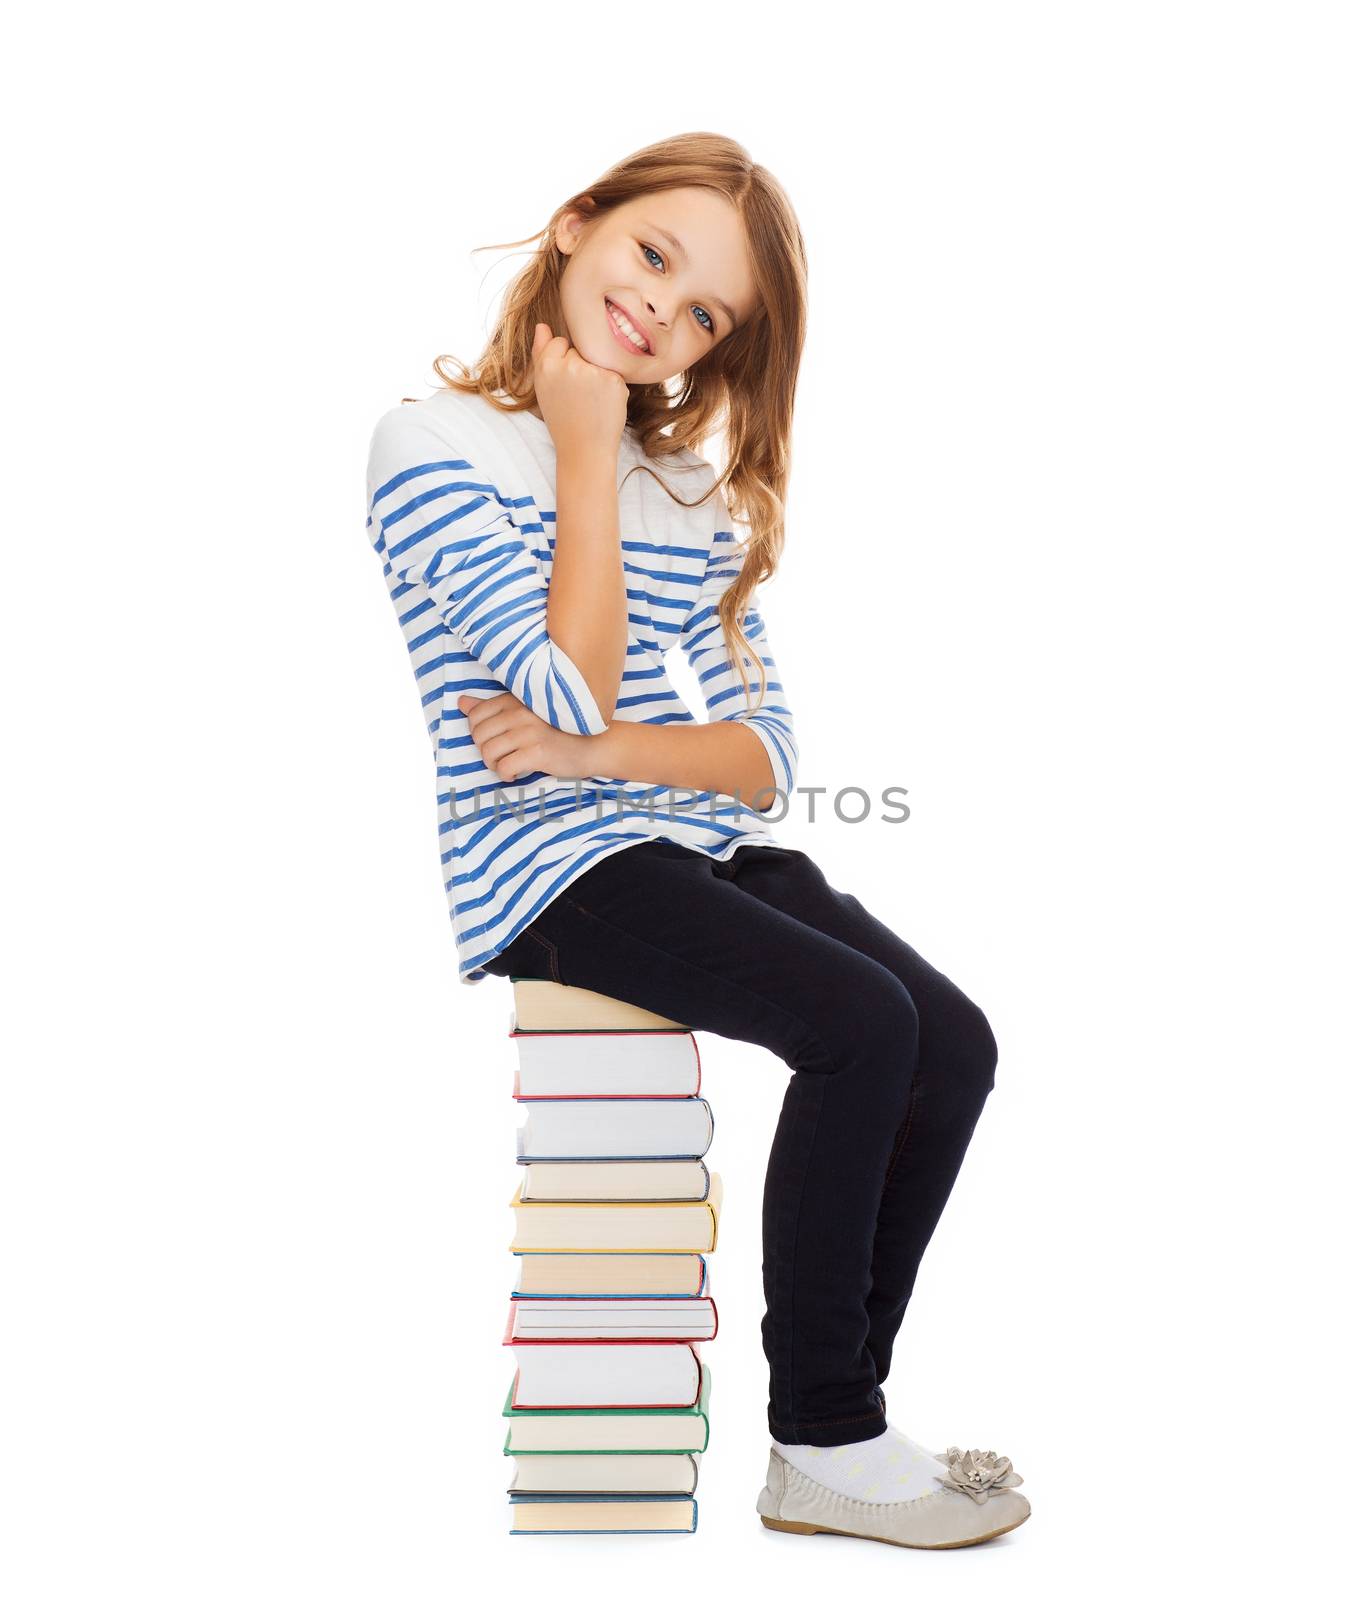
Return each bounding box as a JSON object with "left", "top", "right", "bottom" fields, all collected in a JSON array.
[{"left": 4, "top": 1, "right": 1347, "bottom": 1593}]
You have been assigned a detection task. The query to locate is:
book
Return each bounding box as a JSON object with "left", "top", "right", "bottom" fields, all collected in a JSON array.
[
  {"left": 505, "top": 1297, "right": 719, "bottom": 1341},
  {"left": 512, "top": 1252, "right": 709, "bottom": 1297},
  {"left": 516, "top": 1096, "right": 714, "bottom": 1160},
  {"left": 505, "top": 1333, "right": 707, "bottom": 1408},
  {"left": 519, "top": 1158, "right": 711, "bottom": 1202},
  {"left": 503, "top": 1361, "right": 713, "bottom": 1453},
  {"left": 509, "top": 1451, "right": 699, "bottom": 1493},
  {"left": 512, "top": 1027, "right": 701, "bottom": 1098},
  {"left": 508, "top": 1495, "right": 697, "bottom": 1534},
  {"left": 509, "top": 1172, "right": 722, "bottom": 1252},
  {"left": 508, "top": 977, "right": 689, "bottom": 1033}
]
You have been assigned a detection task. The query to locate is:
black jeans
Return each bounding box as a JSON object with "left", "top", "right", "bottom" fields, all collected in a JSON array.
[{"left": 482, "top": 838, "right": 998, "bottom": 1447}]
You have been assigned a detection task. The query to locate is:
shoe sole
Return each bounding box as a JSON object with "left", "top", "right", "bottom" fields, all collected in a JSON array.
[{"left": 759, "top": 1505, "right": 1030, "bottom": 1550}]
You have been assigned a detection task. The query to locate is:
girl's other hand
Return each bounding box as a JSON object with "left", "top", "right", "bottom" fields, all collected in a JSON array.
[
  {"left": 529, "top": 322, "right": 628, "bottom": 463},
  {"left": 458, "top": 691, "right": 602, "bottom": 785}
]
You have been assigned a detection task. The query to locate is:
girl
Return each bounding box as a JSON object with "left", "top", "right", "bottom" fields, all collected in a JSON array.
[{"left": 364, "top": 132, "right": 1028, "bottom": 1550}]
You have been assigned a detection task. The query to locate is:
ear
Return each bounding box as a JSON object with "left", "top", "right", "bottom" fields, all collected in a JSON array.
[{"left": 554, "top": 197, "right": 596, "bottom": 256}]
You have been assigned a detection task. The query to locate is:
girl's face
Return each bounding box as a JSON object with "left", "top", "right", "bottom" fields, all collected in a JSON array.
[{"left": 553, "top": 187, "right": 757, "bottom": 385}]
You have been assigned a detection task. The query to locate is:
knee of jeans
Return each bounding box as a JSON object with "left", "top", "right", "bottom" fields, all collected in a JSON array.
[
  {"left": 959, "top": 1001, "right": 999, "bottom": 1098},
  {"left": 847, "top": 975, "right": 920, "bottom": 1075},
  {"left": 883, "top": 976, "right": 921, "bottom": 1043},
  {"left": 792, "top": 974, "right": 918, "bottom": 1099},
  {"left": 919, "top": 1000, "right": 997, "bottom": 1126}
]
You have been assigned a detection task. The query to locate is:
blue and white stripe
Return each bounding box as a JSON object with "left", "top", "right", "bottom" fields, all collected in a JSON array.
[{"left": 365, "top": 389, "right": 799, "bottom": 983}]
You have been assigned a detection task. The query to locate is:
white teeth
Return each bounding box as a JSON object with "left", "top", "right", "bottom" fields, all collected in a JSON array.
[{"left": 607, "top": 302, "right": 649, "bottom": 350}]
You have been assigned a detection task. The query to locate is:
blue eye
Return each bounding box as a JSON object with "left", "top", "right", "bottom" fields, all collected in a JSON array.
[{"left": 639, "top": 243, "right": 717, "bottom": 335}]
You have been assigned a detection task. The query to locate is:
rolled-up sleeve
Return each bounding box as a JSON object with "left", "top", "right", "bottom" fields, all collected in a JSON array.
[
  {"left": 365, "top": 405, "right": 608, "bottom": 735},
  {"left": 676, "top": 496, "right": 799, "bottom": 801}
]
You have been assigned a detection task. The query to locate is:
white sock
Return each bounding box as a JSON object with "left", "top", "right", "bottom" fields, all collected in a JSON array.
[{"left": 773, "top": 1424, "right": 945, "bottom": 1503}]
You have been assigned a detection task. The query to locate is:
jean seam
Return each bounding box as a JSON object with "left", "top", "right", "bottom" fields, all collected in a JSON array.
[
  {"left": 522, "top": 927, "right": 561, "bottom": 984},
  {"left": 882, "top": 1070, "right": 923, "bottom": 1189},
  {"left": 776, "top": 1071, "right": 824, "bottom": 1434}
]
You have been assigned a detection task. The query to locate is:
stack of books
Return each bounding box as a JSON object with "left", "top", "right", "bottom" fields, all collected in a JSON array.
[{"left": 501, "top": 977, "right": 721, "bottom": 1536}]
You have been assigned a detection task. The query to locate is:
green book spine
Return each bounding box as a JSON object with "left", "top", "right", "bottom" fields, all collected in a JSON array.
[{"left": 502, "top": 1362, "right": 712, "bottom": 1455}]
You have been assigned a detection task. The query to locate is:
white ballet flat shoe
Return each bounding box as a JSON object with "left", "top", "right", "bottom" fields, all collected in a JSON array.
[{"left": 757, "top": 1444, "right": 1030, "bottom": 1550}]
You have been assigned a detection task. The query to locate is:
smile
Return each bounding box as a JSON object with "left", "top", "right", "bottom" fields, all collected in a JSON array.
[{"left": 605, "top": 298, "right": 652, "bottom": 355}]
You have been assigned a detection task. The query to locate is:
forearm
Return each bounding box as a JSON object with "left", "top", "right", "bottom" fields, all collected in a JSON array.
[
  {"left": 547, "top": 450, "right": 628, "bottom": 723},
  {"left": 590, "top": 719, "right": 777, "bottom": 811}
]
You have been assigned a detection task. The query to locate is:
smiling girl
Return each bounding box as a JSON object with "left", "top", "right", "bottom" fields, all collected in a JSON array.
[{"left": 364, "top": 131, "right": 1028, "bottom": 1550}]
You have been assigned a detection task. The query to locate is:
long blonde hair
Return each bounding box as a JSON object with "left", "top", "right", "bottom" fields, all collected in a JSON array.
[{"left": 422, "top": 131, "right": 808, "bottom": 712}]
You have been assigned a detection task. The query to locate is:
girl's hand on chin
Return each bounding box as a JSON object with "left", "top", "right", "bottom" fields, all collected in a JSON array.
[
  {"left": 528, "top": 321, "right": 628, "bottom": 461},
  {"left": 458, "top": 691, "right": 601, "bottom": 784}
]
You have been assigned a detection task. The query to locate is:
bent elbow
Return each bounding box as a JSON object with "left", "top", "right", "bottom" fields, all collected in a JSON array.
[{"left": 593, "top": 692, "right": 618, "bottom": 728}]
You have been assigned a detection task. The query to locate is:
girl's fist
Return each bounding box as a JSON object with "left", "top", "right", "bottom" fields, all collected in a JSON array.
[{"left": 529, "top": 321, "right": 629, "bottom": 460}]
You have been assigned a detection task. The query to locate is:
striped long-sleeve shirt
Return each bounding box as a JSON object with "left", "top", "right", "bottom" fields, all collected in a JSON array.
[{"left": 364, "top": 386, "right": 798, "bottom": 984}]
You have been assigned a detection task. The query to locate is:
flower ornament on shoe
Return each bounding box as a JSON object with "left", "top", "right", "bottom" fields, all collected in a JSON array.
[{"left": 940, "top": 1446, "right": 1024, "bottom": 1504}]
